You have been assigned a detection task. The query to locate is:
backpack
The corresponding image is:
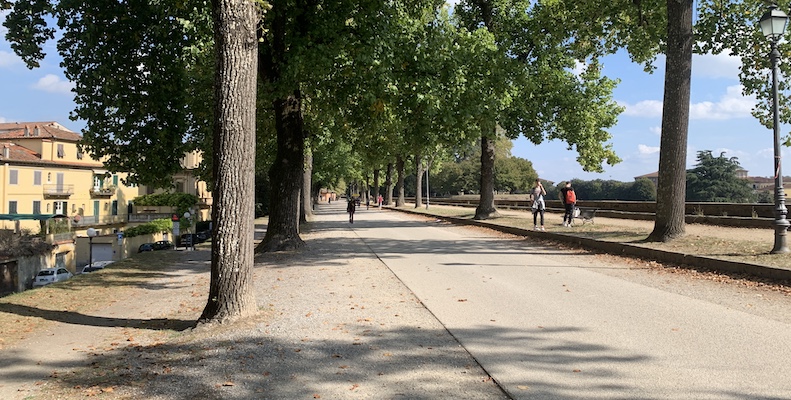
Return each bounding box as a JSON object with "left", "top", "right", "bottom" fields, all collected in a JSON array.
[{"left": 565, "top": 189, "right": 577, "bottom": 204}]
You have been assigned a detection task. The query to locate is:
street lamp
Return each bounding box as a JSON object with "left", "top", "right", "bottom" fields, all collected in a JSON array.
[
  {"left": 86, "top": 228, "right": 98, "bottom": 268},
  {"left": 761, "top": 4, "right": 790, "bottom": 254}
]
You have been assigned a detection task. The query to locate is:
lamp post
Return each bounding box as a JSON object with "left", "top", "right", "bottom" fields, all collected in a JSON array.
[
  {"left": 183, "top": 211, "right": 193, "bottom": 250},
  {"left": 761, "top": 4, "right": 791, "bottom": 254},
  {"left": 86, "top": 228, "right": 98, "bottom": 268}
]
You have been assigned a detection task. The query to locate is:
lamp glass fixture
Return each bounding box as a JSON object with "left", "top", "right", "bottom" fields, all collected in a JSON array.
[{"left": 761, "top": 5, "right": 789, "bottom": 39}]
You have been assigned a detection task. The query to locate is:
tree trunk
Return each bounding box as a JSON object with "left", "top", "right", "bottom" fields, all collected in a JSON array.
[
  {"left": 475, "top": 131, "right": 500, "bottom": 220},
  {"left": 395, "top": 156, "right": 406, "bottom": 207},
  {"left": 199, "top": 0, "right": 258, "bottom": 324},
  {"left": 300, "top": 147, "right": 313, "bottom": 222},
  {"left": 647, "top": 0, "right": 692, "bottom": 242},
  {"left": 385, "top": 162, "right": 394, "bottom": 205},
  {"left": 257, "top": 91, "right": 307, "bottom": 252},
  {"left": 415, "top": 153, "right": 423, "bottom": 208},
  {"left": 373, "top": 168, "right": 381, "bottom": 203}
]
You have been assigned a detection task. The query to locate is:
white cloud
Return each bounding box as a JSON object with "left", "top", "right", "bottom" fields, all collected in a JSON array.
[
  {"left": 649, "top": 126, "right": 661, "bottom": 135},
  {"left": 690, "top": 85, "right": 755, "bottom": 120},
  {"left": 32, "top": 74, "right": 74, "bottom": 94},
  {"left": 0, "top": 117, "right": 6, "bottom": 123},
  {"left": 619, "top": 85, "right": 755, "bottom": 120},
  {"left": 692, "top": 52, "right": 742, "bottom": 79},
  {"left": 638, "top": 144, "right": 660, "bottom": 155},
  {"left": 620, "top": 100, "right": 663, "bottom": 117},
  {"left": 0, "top": 51, "right": 21, "bottom": 68}
]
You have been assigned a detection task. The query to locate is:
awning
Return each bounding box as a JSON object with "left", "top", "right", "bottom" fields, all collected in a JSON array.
[{"left": 0, "top": 213, "right": 63, "bottom": 221}]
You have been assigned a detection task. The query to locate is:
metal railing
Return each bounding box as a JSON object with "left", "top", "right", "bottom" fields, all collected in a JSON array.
[{"left": 43, "top": 184, "right": 74, "bottom": 197}]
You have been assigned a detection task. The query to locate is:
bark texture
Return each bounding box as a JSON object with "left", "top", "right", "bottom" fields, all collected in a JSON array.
[
  {"left": 257, "top": 92, "right": 307, "bottom": 252},
  {"left": 415, "top": 153, "right": 423, "bottom": 208},
  {"left": 395, "top": 156, "right": 406, "bottom": 207},
  {"left": 475, "top": 134, "right": 500, "bottom": 220},
  {"left": 200, "top": 0, "right": 258, "bottom": 323},
  {"left": 385, "top": 163, "right": 394, "bottom": 206},
  {"left": 300, "top": 148, "right": 313, "bottom": 222},
  {"left": 647, "top": 0, "right": 692, "bottom": 242}
]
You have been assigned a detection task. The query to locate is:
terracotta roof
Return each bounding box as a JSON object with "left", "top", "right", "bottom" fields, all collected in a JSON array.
[
  {"left": 634, "top": 171, "right": 659, "bottom": 179},
  {"left": 0, "top": 141, "right": 42, "bottom": 162},
  {"left": 0, "top": 122, "right": 82, "bottom": 142}
]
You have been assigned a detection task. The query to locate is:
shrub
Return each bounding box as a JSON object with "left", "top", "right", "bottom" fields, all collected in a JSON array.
[
  {"left": 124, "top": 219, "right": 173, "bottom": 238},
  {"left": 0, "top": 230, "right": 53, "bottom": 258},
  {"left": 132, "top": 193, "right": 199, "bottom": 216}
]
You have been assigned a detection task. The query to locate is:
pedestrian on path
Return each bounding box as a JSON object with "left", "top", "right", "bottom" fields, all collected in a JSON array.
[
  {"left": 347, "top": 199, "right": 356, "bottom": 223},
  {"left": 559, "top": 181, "right": 577, "bottom": 227},
  {"left": 531, "top": 178, "right": 546, "bottom": 231}
]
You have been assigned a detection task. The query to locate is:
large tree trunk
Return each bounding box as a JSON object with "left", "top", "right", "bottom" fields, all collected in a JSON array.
[
  {"left": 647, "top": 0, "right": 692, "bottom": 242},
  {"left": 475, "top": 131, "right": 500, "bottom": 220},
  {"left": 257, "top": 91, "right": 306, "bottom": 252},
  {"left": 395, "top": 156, "right": 406, "bottom": 207},
  {"left": 385, "top": 162, "right": 394, "bottom": 205},
  {"left": 415, "top": 152, "right": 423, "bottom": 208},
  {"left": 373, "top": 168, "right": 381, "bottom": 203},
  {"left": 256, "top": 1, "right": 305, "bottom": 252},
  {"left": 199, "top": 0, "right": 258, "bottom": 324},
  {"left": 300, "top": 147, "right": 313, "bottom": 222}
]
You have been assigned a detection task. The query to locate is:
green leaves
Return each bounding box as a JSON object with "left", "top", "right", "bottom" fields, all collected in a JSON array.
[{"left": 686, "top": 150, "right": 756, "bottom": 203}]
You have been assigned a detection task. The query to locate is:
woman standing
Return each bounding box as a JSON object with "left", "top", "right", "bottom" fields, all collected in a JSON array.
[{"left": 531, "top": 179, "right": 546, "bottom": 231}]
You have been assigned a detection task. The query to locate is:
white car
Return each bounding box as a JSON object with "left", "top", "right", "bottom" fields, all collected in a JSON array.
[
  {"left": 80, "top": 260, "right": 115, "bottom": 274},
  {"left": 33, "top": 267, "right": 73, "bottom": 288}
]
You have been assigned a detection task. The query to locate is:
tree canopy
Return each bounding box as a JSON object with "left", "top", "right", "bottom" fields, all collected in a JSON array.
[{"left": 686, "top": 150, "right": 756, "bottom": 203}]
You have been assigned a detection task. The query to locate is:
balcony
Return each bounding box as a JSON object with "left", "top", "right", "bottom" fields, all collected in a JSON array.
[
  {"left": 43, "top": 184, "right": 74, "bottom": 198},
  {"left": 90, "top": 185, "right": 116, "bottom": 198}
]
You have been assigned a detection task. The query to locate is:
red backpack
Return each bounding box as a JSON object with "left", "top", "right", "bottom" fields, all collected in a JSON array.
[{"left": 565, "top": 189, "right": 577, "bottom": 204}]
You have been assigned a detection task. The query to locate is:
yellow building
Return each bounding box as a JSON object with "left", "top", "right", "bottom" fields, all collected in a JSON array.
[{"left": 0, "top": 121, "right": 141, "bottom": 234}]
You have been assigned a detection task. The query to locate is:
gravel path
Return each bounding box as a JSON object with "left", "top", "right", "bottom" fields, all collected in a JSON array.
[{"left": 0, "top": 207, "right": 507, "bottom": 399}]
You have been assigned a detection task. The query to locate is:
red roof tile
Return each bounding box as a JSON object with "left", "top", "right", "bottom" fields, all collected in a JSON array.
[{"left": 0, "top": 122, "right": 82, "bottom": 142}]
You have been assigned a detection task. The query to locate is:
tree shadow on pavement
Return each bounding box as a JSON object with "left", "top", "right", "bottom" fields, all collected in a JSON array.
[
  {"left": 0, "top": 302, "right": 194, "bottom": 331},
  {"left": 16, "top": 323, "right": 776, "bottom": 400}
]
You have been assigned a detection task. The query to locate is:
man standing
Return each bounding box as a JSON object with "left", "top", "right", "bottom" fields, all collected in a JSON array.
[
  {"left": 559, "top": 181, "right": 577, "bottom": 227},
  {"left": 347, "top": 199, "right": 356, "bottom": 223}
]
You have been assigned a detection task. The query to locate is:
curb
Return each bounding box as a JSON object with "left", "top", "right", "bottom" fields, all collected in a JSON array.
[{"left": 388, "top": 207, "right": 791, "bottom": 282}]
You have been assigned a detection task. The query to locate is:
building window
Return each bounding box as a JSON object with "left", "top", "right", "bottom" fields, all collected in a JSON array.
[
  {"left": 33, "top": 171, "right": 42, "bottom": 186},
  {"left": 57, "top": 144, "right": 64, "bottom": 158},
  {"left": 9, "top": 170, "right": 18, "bottom": 185},
  {"left": 111, "top": 200, "right": 118, "bottom": 216},
  {"left": 33, "top": 201, "right": 41, "bottom": 214},
  {"left": 77, "top": 148, "right": 83, "bottom": 160},
  {"left": 113, "top": 175, "right": 118, "bottom": 186},
  {"left": 175, "top": 181, "right": 185, "bottom": 193},
  {"left": 8, "top": 201, "right": 17, "bottom": 214}
]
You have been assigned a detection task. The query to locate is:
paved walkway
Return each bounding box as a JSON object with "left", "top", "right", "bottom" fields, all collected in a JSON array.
[{"left": 1, "top": 203, "right": 790, "bottom": 399}]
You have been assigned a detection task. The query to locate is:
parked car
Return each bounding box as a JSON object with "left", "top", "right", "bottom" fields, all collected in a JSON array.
[
  {"left": 33, "top": 267, "right": 73, "bottom": 288},
  {"left": 196, "top": 230, "right": 211, "bottom": 242},
  {"left": 138, "top": 243, "right": 155, "bottom": 253},
  {"left": 153, "top": 240, "right": 173, "bottom": 250},
  {"left": 179, "top": 234, "right": 200, "bottom": 248},
  {"left": 80, "top": 260, "right": 115, "bottom": 274}
]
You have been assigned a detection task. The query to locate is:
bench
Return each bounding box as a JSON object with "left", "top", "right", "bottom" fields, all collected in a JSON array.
[{"left": 575, "top": 207, "right": 597, "bottom": 224}]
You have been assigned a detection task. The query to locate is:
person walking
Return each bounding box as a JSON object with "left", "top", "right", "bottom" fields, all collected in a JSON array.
[
  {"left": 347, "top": 199, "right": 356, "bottom": 223},
  {"left": 559, "top": 181, "right": 577, "bottom": 227},
  {"left": 531, "top": 179, "right": 546, "bottom": 231}
]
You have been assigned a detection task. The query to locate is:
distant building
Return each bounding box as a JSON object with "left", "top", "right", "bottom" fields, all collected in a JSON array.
[
  {"left": 633, "top": 171, "right": 659, "bottom": 187},
  {"left": 0, "top": 121, "right": 212, "bottom": 285}
]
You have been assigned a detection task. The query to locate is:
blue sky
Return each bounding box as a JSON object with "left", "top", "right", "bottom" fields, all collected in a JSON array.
[
  {"left": 514, "top": 50, "right": 779, "bottom": 185},
  {"left": 0, "top": 8, "right": 782, "bottom": 185}
]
